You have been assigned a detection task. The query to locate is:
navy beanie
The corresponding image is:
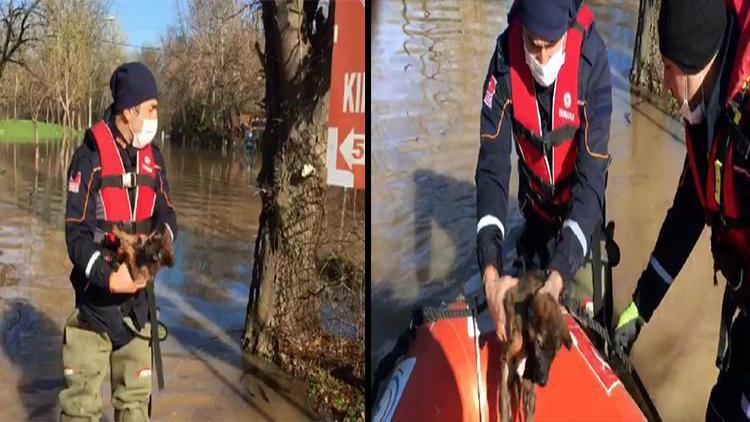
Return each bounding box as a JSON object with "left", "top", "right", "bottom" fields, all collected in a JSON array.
[
  {"left": 109, "top": 62, "right": 158, "bottom": 112},
  {"left": 519, "top": 0, "right": 575, "bottom": 42},
  {"left": 658, "top": 0, "right": 726, "bottom": 75}
]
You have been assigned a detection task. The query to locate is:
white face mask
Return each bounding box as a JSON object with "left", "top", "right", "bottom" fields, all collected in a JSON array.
[
  {"left": 129, "top": 108, "right": 158, "bottom": 149},
  {"left": 524, "top": 39, "right": 566, "bottom": 87},
  {"left": 680, "top": 78, "right": 705, "bottom": 126}
]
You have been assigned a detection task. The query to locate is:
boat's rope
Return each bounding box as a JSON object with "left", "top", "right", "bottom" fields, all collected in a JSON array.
[
  {"left": 561, "top": 296, "right": 633, "bottom": 373},
  {"left": 562, "top": 296, "right": 662, "bottom": 422},
  {"left": 421, "top": 301, "right": 486, "bottom": 322}
]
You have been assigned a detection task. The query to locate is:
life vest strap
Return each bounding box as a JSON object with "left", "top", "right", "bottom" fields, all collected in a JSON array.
[
  {"left": 146, "top": 281, "right": 165, "bottom": 390},
  {"left": 571, "top": 1, "right": 595, "bottom": 33},
  {"left": 100, "top": 173, "right": 158, "bottom": 190},
  {"left": 521, "top": 187, "right": 565, "bottom": 222},
  {"left": 523, "top": 191, "right": 567, "bottom": 222},
  {"left": 518, "top": 156, "right": 576, "bottom": 196},
  {"left": 97, "top": 219, "right": 153, "bottom": 235},
  {"left": 709, "top": 212, "right": 750, "bottom": 228},
  {"left": 724, "top": 87, "right": 750, "bottom": 161},
  {"left": 512, "top": 119, "right": 578, "bottom": 152}
]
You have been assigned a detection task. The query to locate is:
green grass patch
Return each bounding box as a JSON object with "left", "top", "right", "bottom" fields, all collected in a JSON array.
[
  {"left": 0, "top": 119, "right": 81, "bottom": 143},
  {"left": 307, "top": 366, "right": 364, "bottom": 421}
]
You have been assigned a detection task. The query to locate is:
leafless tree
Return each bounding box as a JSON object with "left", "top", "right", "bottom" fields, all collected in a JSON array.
[
  {"left": 158, "top": 0, "right": 263, "bottom": 145},
  {"left": 0, "top": 0, "right": 42, "bottom": 82}
]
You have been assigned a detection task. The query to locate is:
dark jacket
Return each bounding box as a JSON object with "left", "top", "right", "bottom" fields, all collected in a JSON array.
[
  {"left": 64, "top": 117, "right": 177, "bottom": 348},
  {"left": 476, "top": 2, "right": 613, "bottom": 284},
  {"left": 632, "top": 12, "right": 741, "bottom": 321}
]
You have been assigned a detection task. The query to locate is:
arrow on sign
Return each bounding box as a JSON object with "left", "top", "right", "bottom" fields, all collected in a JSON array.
[{"left": 339, "top": 128, "right": 365, "bottom": 169}]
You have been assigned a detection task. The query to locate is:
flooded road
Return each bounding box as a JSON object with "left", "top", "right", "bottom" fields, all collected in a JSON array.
[
  {"left": 0, "top": 141, "right": 315, "bottom": 420},
  {"left": 372, "top": 0, "right": 722, "bottom": 419}
]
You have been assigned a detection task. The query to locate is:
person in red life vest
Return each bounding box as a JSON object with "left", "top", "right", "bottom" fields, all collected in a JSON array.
[
  {"left": 613, "top": 0, "right": 750, "bottom": 419},
  {"left": 59, "top": 62, "right": 177, "bottom": 421},
  {"left": 476, "top": 0, "right": 612, "bottom": 351}
]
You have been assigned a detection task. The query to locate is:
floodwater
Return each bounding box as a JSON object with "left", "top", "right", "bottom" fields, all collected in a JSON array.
[
  {"left": 372, "top": 0, "right": 723, "bottom": 420},
  {"left": 0, "top": 140, "right": 316, "bottom": 420}
]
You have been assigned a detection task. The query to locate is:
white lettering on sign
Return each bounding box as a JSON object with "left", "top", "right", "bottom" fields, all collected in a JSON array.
[
  {"left": 343, "top": 72, "right": 365, "bottom": 114},
  {"left": 339, "top": 128, "right": 366, "bottom": 168}
]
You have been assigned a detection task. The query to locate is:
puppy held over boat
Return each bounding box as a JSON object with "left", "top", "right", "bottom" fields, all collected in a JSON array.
[
  {"left": 110, "top": 225, "right": 175, "bottom": 282},
  {"left": 500, "top": 270, "right": 573, "bottom": 422}
]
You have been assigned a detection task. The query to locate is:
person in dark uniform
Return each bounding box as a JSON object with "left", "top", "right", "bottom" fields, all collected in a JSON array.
[
  {"left": 613, "top": 1, "right": 750, "bottom": 419},
  {"left": 476, "top": 0, "right": 612, "bottom": 341},
  {"left": 59, "top": 62, "right": 177, "bottom": 421}
]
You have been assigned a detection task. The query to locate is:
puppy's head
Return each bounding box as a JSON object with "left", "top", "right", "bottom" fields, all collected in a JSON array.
[
  {"left": 523, "top": 290, "right": 572, "bottom": 387},
  {"left": 135, "top": 226, "right": 175, "bottom": 272}
]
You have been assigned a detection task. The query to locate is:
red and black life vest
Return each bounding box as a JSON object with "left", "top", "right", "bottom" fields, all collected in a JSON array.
[
  {"left": 508, "top": 3, "right": 594, "bottom": 221},
  {"left": 91, "top": 120, "right": 158, "bottom": 236},
  {"left": 685, "top": 0, "right": 750, "bottom": 266}
]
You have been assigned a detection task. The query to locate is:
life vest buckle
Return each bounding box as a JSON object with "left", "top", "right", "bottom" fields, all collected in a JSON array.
[
  {"left": 714, "top": 159, "right": 723, "bottom": 205},
  {"left": 728, "top": 99, "right": 743, "bottom": 126},
  {"left": 122, "top": 172, "right": 136, "bottom": 188}
]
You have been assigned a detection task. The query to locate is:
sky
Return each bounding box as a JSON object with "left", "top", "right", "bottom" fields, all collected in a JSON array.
[{"left": 111, "top": 0, "right": 188, "bottom": 51}]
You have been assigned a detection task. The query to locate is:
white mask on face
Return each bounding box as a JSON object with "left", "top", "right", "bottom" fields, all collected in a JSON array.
[
  {"left": 680, "top": 77, "right": 705, "bottom": 126},
  {"left": 128, "top": 108, "right": 158, "bottom": 149},
  {"left": 524, "top": 38, "right": 566, "bottom": 87}
]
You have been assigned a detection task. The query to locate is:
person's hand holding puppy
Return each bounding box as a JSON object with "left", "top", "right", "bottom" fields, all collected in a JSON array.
[
  {"left": 483, "top": 265, "right": 519, "bottom": 342},
  {"left": 538, "top": 269, "right": 563, "bottom": 302},
  {"left": 109, "top": 264, "right": 148, "bottom": 294}
]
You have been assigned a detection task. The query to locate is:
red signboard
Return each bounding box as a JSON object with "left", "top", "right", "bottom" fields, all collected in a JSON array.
[{"left": 326, "top": 0, "right": 365, "bottom": 190}]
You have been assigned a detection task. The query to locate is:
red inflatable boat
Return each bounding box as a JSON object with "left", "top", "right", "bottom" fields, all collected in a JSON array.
[{"left": 373, "top": 299, "right": 648, "bottom": 422}]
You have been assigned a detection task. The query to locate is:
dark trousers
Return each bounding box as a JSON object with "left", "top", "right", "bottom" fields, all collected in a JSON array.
[{"left": 706, "top": 287, "right": 750, "bottom": 421}]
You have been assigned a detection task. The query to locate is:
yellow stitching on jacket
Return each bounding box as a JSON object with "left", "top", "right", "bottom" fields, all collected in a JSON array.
[
  {"left": 480, "top": 99, "right": 512, "bottom": 141},
  {"left": 65, "top": 167, "right": 101, "bottom": 223},
  {"left": 582, "top": 101, "right": 609, "bottom": 160}
]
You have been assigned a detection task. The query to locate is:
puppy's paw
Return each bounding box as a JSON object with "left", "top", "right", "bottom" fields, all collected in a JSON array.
[{"left": 522, "top": 379, "right": 536, "bottom": 422}]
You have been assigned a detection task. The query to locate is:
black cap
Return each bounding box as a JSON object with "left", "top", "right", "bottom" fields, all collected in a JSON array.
[
  {"left": 519, "top": 0, "right": 574, "bottom": 42},
  {"left": 109, "top": 62, "right": 158, "bottom": 112},
  {"left": 658, "top": 0, "right": 726, "bottom": 74}
]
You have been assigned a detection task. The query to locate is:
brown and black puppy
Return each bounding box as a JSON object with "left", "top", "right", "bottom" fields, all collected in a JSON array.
[
  {"left": 111, "top": 225, "right": 175, "bottom": 283},
  {"left": 500, "top": 270, "right": 573, "bottom": 422}
]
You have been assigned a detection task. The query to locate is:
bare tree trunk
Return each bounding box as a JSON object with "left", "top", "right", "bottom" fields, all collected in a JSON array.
[
  {"left": 14, "top": 73, "right": 18, "bottom": 120},
  {"left": 32, "top": 98, "right": 43, "bottom": 156},
  {"left": 630, "top": 0, "right": 664, "bottom": 97},
  {"left": 241, "top": 0, "right": 334, "bottom": 365}
]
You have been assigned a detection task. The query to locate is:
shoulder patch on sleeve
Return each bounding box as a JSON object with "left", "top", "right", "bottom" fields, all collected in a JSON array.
[
  {"left": 484, "top": 75, "right": 497, "bottom": 108},
  {"left": 68, "top": 171, "right": 81, "bottom": 193}
]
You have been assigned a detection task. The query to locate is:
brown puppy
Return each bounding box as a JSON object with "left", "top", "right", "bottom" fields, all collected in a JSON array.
[
  {"left": 111, "top": 225, "right": 175, "bottom": 283},
  {"left": 500, "top": 270, "right": 573, "bottom": 422}
]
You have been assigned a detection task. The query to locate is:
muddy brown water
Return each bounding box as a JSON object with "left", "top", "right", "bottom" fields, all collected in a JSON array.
[
  {"left": 372, "top": 0, "right": 723, "bottom": 419},
  {"left": 0, "top": 141, "right": 316, "bottom": 420}
]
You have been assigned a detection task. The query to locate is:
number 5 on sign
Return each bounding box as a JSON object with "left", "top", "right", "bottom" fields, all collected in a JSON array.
[
  {"left": 339, "top": 129, "right": 365, "bottom": 167},
  {"left": 352, "top": 137, "right": 365, "bottom": 161}
]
